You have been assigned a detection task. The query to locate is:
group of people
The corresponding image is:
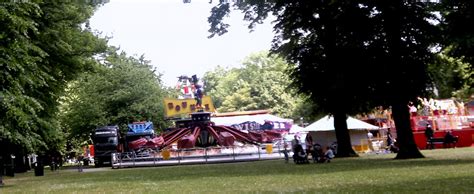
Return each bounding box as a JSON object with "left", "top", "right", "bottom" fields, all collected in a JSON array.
[
  {"left": 414, "top": 97, "right": 465, "bottom": 116},
  {"left": 424, "top": 123, "right": 457, "bottom": 149},
  {"left": 367, "top": 128, "right": 399, "bottom": 153},
  {"left": 283, "top": 134, "right": 336, "bottom": 164}
]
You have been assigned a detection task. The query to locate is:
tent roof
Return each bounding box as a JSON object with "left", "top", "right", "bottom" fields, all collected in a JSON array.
[
  {"left": 305, "top": 115, "right": 380, "bottom": 131},
  {"left": 211, "top": 114, "right": 292, "bottom": 126},
  {"left": 289, "top": 125, "right": 306, "bottom": 133}
]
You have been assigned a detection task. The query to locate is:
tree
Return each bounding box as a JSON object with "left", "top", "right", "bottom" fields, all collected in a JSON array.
[
  {"left": 210, "top": 1, "right": 384, "bottom": 157},
  {"left": 208, "top": 0, "right": 444, "bottom": 158},
  {"left": 203, "top": 51, "right": 302, "bottom": 118},
  {"left": 440, "top": 0, "right": 474, "bottom": 66},
  {"left": 61, "top": 48, "right": 170, "bottom": 146},
  {"left": 366, "top": 1, "right": 438, "bottom": 159},
  {"left": 0, "top": 1, "right": 107, "bottom": 171},
  {"left": 429, "top": 48, "right": 473, "bottom": 100},
  {"left": 436, "top": 0, "right": 473, "bottom": 101}
]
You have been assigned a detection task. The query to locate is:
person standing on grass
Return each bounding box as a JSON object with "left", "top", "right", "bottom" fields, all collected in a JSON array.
[
  {"left": 425, "top": 124, "right": 434, "bottom": 149},
  {"left": 282, "top": 141, "right": 289, "bottom": 163},
  {"left": 77, "top": 155, "right": 83, "bottom": 172},
  {"left": 367, "top": 130, "right": 374, "bottom": 152},
  {"left": 305, "top": 133, "right": 313, "bottom": 156},
  {"left": 291, "top": 135, "right": 300, "bottom": 152},
  {"left": 386, "top": 129, "right": 393, "bottom": 146}
]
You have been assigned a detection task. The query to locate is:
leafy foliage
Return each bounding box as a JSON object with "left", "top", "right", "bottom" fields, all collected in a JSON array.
[
  {"left": 440, "top": 0, "right": 474, "bottom": 65},
  {"left": 207, "top": 0, "right": 450, "bottom": 158},
  {"left": 0, "top": 2, "right": 107, "bottom": 155},
  {"left": 61, "top": 48, "right": 170, "bottom": 144},
  {"left": 203, "top": 52, "right": 304, "bottom": 119},
  {"left": 429, "top": 48, "right": 473, "bottom": 100}
]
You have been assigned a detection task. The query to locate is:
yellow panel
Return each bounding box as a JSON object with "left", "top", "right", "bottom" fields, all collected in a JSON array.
[
  {"left": 163, "top": 96, "right": 215, "bottom": 118},
  {"left": 353, "top": 145, "right": 369, "bottom": 152},
  {"left": 161, "top": 149, "right": 170, "bottom": 160},
  {"left": 266, "top": 144, "right": 273, "bottom": 154}
]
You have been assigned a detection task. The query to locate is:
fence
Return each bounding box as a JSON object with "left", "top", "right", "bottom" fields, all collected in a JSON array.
[{"left": 111, "top": 143, "right": 286, "bottom": 168}]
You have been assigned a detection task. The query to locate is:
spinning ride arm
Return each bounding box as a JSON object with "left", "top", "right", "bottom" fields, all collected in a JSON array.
[
  {"left": 162, "top": 128, "right": 191, "bottom": 148},
  {"left": 213, "top": 126, "right": 258, "bottom": 145}
]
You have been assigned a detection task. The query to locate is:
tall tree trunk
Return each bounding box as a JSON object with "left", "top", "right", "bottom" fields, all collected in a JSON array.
[
  {"left": 382, "top": 1, "right": 424, "bottom": 159},
  {"left": 333, "top": 111, "right": 358, "bottom": 157},
  {"left": 392, "top": 100, "right": 424, "bottom": 159}
]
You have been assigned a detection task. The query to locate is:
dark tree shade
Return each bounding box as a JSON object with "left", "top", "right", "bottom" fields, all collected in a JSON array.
[
  {"left": 441, "top": 0, "right": 474, "bottom": 65},
  {"left": 208, "top": 0, "right": 447, "bottom": 159}
]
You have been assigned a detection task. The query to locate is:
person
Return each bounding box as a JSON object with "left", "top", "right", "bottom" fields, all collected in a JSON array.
[
  {"left": 292, "top": 144, "right": 308, "bottom": 164},
  {"left": 443, "top": 130, "right": 456, "bottom": 148},
  {"left": 330, "top": 142, "right": 338, "bottom": 155},
  {"left": 367, "top": 130, "right": 374, "bottom": 152},
  {"left": 312, "top": 143, "right": 324, "bottom": 163},
  {"left": 386, "top": 128, "right": 397, "bottom": 153},
  {"left": 77, "top": 155, "right": 83, "bottom": 172},
  {"left": 389, "top": 140, "right": 399, "bottom": 153},
  {"left": 291, "top": 135, "right": 300, "bottom": 152},
  {"left": 424, "top": 124, "right": 434, "bottom": 149},
  {"left": 305, "top": 133, "right": 314, "bottom": 155},
  {"left": 194, "top": 84, "right": 204, "bottom": 108},
  {"left": 408, "top": 101, "right": 418, "bottom": 117},
  {"left": 367, "top": 130, "right": 374, "bottom": 139},
  {"left": 50, "top": 156, "right": 56, "bottom": 171},
  {"left": 282, "top": 141, "right": 289, "bottom": 163},
  {"left": 324, "top": 146, "right": 335, "bottom": 163},
  {"left": 386, "top": 129, "right": 393, "bottom": 147}
]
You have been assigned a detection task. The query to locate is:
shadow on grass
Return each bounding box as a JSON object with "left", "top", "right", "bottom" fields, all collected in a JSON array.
[
  {"left": 72, "top": 154, "right": 474, "bottom": 185},
  {"left": 318, "top": 174, "right": 474, "bottom": 193},
  {"left": 5, "top": 148, "right": 474, "bottom": 190}
]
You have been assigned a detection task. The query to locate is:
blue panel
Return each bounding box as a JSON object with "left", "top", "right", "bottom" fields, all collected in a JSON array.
[{"left": 127, "top": 121, "right": 154, "bottom": 135}]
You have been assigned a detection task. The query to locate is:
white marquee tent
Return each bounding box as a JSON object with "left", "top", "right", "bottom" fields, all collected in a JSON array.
[
  {"left": 304, "top": 115, "right": 380, "bottom": 150},
  {"left": 305, "top": 115, "right": 380, "bottom": 131},
  {"left": 289, "top": 125, "right": 306, "bottom": 133}
]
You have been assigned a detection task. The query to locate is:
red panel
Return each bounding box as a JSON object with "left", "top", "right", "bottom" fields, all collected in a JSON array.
[
  {"left": 89, "top": 145, "right": 95, "bottom": 157},
  {"left": 413, "top": 128, "right": 474, "bottom": 149},
  {"left": 177, "top": 134, "right": 196, "bottom": 149},
  {"left": 128, "top": 138, "right": 147, "bottom": 150},
  {"left": 218, "top": 132, "right": 235, "bottom": 146}
]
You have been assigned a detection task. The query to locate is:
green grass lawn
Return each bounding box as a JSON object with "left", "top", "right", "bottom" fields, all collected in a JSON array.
[{"left": 2, "top": 147, "right": 474, "bottom": 193}]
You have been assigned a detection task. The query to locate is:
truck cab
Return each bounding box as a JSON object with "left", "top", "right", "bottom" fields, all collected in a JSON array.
[{"left": 92, "top": 126, "right": 119, "bottom": 167}]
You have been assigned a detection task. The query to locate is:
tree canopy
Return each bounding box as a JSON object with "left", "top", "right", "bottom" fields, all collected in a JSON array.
[
  {"left": 206, "top": 0, "right": 470, "bottom": 158},
  {"left": 429, "top": 48, "right": 473, "bottom": 100},
  {"left": 0, "top": 2, "right": 107, "bottom": 156},
  {"left": 203, "top": 51, "right": 307, "bottom": 119},
  {"left": 440, "top": 0, "right": 474, "bottom": 65},
  {"left": 61, "top": 48, "right": 170, "bottom": 145}
]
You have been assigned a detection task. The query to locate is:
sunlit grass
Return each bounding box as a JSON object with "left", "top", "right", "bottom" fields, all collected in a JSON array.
[{"left": 2, "top": 147, "right": 474, "bottom": 193}]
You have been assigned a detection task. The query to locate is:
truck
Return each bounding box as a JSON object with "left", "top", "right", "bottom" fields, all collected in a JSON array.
[{"left": 92, "top": 126, "right": 120, "bottom": 167}]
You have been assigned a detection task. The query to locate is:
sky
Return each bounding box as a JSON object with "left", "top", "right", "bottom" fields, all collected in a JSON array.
[{"left": 89, "top": 0, "right": 274, "bottom": 87}]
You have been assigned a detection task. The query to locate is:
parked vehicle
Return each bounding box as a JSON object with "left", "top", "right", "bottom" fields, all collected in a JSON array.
[{"left": 92, "top": 126, "right": 120, "bottom": 167}]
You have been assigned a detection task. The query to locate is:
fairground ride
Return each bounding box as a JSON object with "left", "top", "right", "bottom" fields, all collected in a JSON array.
[{"left": 125, "top": 75, "right": 282, "bottom": 152}]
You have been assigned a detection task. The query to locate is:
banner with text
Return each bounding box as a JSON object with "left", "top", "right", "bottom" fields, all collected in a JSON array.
[{"left": 163, "top": 96, "right": 215, "bottom": 118}]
